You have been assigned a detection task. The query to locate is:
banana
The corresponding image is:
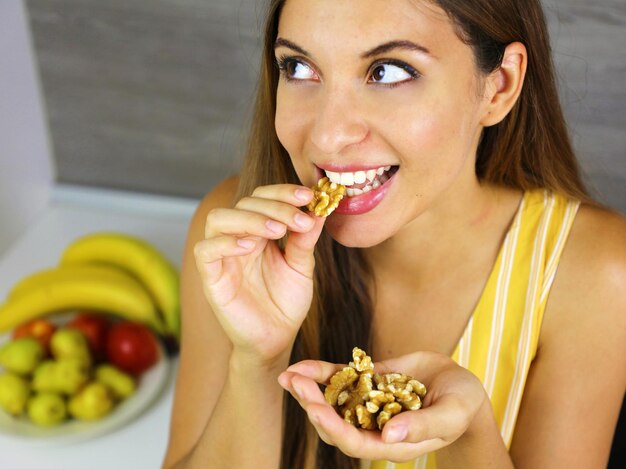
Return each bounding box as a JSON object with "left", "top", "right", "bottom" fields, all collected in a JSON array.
[
  {"left": 0, "top": 265, "right": 165, "bottom": 334},
  {"left": 8, "top": 265, "right": 127, "bottom": 301},
  {"left": 59, "top": 232, "right": 180, "bottom": 339}
]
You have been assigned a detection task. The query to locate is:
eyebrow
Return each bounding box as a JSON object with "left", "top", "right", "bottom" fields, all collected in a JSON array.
[
  {"left": 274, "top": 38, "right": 433, "bottom": 60},
  {"left": 361, "top": 40, "right": 432, "bottom": 59},
  {"left": 274, "top": 38, "right": 311, "bottom": 56}
]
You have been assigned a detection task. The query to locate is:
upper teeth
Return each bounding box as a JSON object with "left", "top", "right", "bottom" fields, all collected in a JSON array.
[{"left": 324, "top": 165, "right": 392, "bottom": 186}]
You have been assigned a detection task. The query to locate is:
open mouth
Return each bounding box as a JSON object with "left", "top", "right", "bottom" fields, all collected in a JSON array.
[
  {"left": 319, "top": 165, "right": 400, "bottom": 197},
  {"left": 313, "top": 164, "right": 400, "bottom": 216}
]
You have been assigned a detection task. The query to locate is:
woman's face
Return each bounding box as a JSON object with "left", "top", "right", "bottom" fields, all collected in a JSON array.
[{"left": 274, "top": 0, "right": 493, "bottom": 247}]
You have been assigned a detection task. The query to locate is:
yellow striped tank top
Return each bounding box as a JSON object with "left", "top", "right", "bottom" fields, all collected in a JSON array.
[{"left": 365, "top": 189, "right": 580, "bottom": 469}]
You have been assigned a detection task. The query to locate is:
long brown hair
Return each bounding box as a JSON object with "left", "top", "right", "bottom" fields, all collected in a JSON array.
[{"left": 235, "top": 1, "right": 589, "bottom": 467}]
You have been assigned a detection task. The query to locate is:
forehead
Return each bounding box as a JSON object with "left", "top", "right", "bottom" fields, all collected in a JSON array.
[{"left": 277, "top": 0, "right": 460, "bottom": 57}]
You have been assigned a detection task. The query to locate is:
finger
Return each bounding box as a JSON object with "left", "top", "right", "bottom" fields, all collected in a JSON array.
[
  {"left": 278, "top": 373, "right": 340, "bottom": 446},
  {"left": 283, "top": 373, "right": 409, "bottom": 459},
  {"left": 285, "top": 359, "right": 347, "bottom": 384},
  {"left": 279, "top": 371, "right": 335, "bottom": 427},
  {"left": 306, "top": 402, "right": 424, "bottom": 462},
  {"left": 381, "top": 394, "right": 467, "bottom": 445},
  {"left": 278, "top": 371, "right": 337, "bottom": 446},
  {"left": 235, "top": 196, "right": 318, "bottom": 234},
  {"left": 304, "top": 402, "right": 358, "bottom": 449},
  {"left": 249, "top": 184, "right": 315, "bottom": 207},
  {"left": 277, "top": 371, "right": 322, "bottom": 409},
  {"left": 283, "top": 214, "right": 326, "bottom": 278},
  {"left": 194, "top": 236, "right": 260, "bottom": 264},
  {"left": 279, "top": 374, "right": 368, "bottom": 451},
  {"left": 203, "top": 183, "right": 316, "bottom": 239},
  {"left": 205, "top": 207, "right": 290, "bottom": 240},
  {"left": 194, "top": 236, "right": 259, "bottom": 285}
]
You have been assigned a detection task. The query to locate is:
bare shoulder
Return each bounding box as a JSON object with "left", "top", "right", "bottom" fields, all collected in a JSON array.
[
  {"left": 544, "top": 202, "right": 626, "bottom": 350},
  {"left": 550, "top": 203, "right": 626, "bottom": 314},
  {"left": 193, "top": 175, "right": 241, "bottom": 222},
  {"left": 564, "top": 202, "right": 626, "bottom": 270}
]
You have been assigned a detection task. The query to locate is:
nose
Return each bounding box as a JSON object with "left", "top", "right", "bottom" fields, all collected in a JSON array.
[{"left": 309, "top": 87, "right": 369, "bottom": 155}]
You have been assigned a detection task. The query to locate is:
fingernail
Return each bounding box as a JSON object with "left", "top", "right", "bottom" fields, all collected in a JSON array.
[
  {"left": 385, "top": 425, "right": 408, "bottom": 443},
  {"left": 295, "top": 189, "right": 312, "bottom": 201},
  {"left": 266, "top": 220, "right": 285, "bottom": 234},
  {"left": 237, "top": 238, "right": 255, "bottom": 249},
  {"left": 294, "top": 212, "right": 313, "bottom": 228},
  {"left": 277, "top": 373, "right": 289, "bottom": 388}
]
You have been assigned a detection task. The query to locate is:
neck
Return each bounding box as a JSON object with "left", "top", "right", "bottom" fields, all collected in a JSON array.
[{"left": 365, "top": 180, "right": 520, "bottom": 289}]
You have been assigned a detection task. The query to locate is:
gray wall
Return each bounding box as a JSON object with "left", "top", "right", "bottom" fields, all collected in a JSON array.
[
  {"left": 25, "top": 0, "right": 262, "bottom": 197},
  {"left": 25, "top": 0, "right": 626, "bottom": 212}
]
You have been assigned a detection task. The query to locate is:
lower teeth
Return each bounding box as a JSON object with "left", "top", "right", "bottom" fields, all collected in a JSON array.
[
  {"left": 346, "top": 175, "right": 384, "bottom": 197},
  {"left": 339, "top": 166, "right": 399, "bottom": 197}
]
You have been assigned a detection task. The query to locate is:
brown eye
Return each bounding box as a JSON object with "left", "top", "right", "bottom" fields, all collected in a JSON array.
[
  {"left": 372, "top": 65, "right": 386, "bottom": 82},
  {"left": 369, "top": 62, "right": 417, "bottom": 85},
  {"left": 277, "top": 57, "right": 317, "bottom": 81},
  {"left": 286, "top": 61, "right": 299, "bottom": 77}
]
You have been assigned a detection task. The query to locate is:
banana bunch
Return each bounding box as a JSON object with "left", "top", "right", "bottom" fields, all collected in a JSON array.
[{"left": 0, "top": 233, "right": 180, "bottom": 341}]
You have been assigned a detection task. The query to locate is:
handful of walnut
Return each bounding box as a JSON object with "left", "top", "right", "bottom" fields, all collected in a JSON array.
[
  {"left": 324, "top": 348, "right": 427, "bottom": 431},
  {"left": 307, "top": 177, "right": 346, "bottom": 217}
]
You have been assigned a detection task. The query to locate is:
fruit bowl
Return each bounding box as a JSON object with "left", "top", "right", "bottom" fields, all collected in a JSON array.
[{"left": 0, "top": 326, "right": 171, "bottom": 446}]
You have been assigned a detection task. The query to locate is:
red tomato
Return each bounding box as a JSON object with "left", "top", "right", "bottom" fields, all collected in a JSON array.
[
  {"left": 105, "top": 321, "right": 159, "bottom": 375},
  {"left": 12, "top": 319, "right": 57, "bottom": 353},
  {"left": 66, "top": 313, "right": 111, "bottom": 360}
]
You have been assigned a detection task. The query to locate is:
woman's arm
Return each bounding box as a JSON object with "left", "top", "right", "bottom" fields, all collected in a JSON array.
[
  {"left": 162, "top": 177, "right": 284, "bottom": 468},
  {"left": 509, "top": 205, "right": 626, "bottom": 468},
  {"left": 175, "top": 352, "right": 289, "bottom": 469},
  {"left": 162, "top": 176, "right": 325, "bottom": 468},
  {"left": 162, "top": 176, "right": 264, "bottom": 467}
]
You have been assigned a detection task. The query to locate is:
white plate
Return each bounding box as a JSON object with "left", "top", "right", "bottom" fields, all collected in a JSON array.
[{"left": 0, "top": 331, "right": 171, "bottom": 446}]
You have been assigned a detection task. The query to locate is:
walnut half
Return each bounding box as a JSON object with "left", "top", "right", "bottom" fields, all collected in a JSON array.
[
  {"left": 307, "top": 177, "right": 346, "bottom": 217},
  {"left": 324, "top": 348, "right": 427, "bottom": 430}
]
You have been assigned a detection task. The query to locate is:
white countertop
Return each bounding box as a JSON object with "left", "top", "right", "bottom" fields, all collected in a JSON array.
[{"left": 0, "top": 185, "right": 199, "bottom": 469}]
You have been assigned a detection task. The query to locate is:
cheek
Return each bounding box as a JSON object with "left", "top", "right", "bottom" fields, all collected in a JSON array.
[
  {"left": 275, "top": 86, "right": 309, "bottom": 153},
  {"left": 387, "top": 106, "right": 456, "bottom": 178},
  {"left": 275, "top": 88, "right": 314, "bottom": 180},
  {"left": 386, "top": 90, "right": 478, "bottom": 174},
  {"left": 274, "top": 93, "right": 292, "bottom": 150}
]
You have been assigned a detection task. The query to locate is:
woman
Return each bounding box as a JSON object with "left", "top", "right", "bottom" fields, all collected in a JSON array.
[{"left": 163, "top": 0, "right": 626, "bottom": 467}]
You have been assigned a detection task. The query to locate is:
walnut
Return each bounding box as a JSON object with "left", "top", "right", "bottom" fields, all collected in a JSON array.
[
  {"left": 339, "top": 391, "right": 364, "bottom": 426},
  {"left": 350, "top": 348, "right": 374, "bottom": 373},
  {"left": 356, "top": 404, "right": 377, "bottom": 430},
  {"left": 376, "top": 402, "right": 403, "bottom": 429},
  {"left": 306, "top": 177, "right": 346, "bottom": 217},
  {"left": 374, "top": 373, "right": 427, "bottom": 398},
  {"left": 374, "top": 372, "right": 426, "bottom": 411},
  {"left": 324, "top": 348, "right": 427, "bottom": 430},
  {"left": 324, "top": 366, "right": 358, "bottom": 406},
  {"left": 365, "top": 390, "right": 395, "bottom": 413}
]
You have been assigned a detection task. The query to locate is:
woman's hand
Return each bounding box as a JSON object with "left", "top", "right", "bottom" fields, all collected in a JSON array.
[
  {"left": 193, "top": 184, "right": 324, "bottom": 366},
  {"left": 278, "top": 352, "right": 490, "bottom": 462}
]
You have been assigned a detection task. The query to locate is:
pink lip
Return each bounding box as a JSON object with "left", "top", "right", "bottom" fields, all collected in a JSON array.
[{"left": 334, "top": 170, "right": 398, "bottom": 215}]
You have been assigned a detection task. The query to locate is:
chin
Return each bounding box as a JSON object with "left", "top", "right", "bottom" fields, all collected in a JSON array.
[{"left": 323, "top": 217, "right": 391, "bottom": 248}]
